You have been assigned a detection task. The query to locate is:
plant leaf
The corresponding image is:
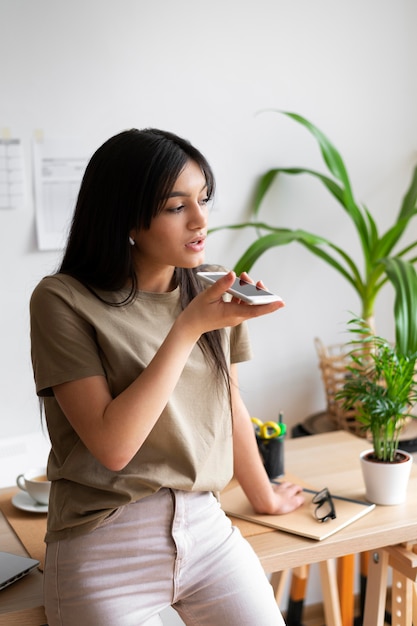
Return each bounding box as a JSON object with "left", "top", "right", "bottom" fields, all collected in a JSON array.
[
  {"left": 252, "top": 169, "right": 280, "bottom": 219},
  {"left": 382, "top": 258, "right": 417, "bottom": 355},
  {"left": 398, "top": 164, "right": 417, "bottom": 221},
  {"left": 280, "top": 111, "right": 356, "bottom": 208},
  {"left": 374, "top": 217, "right": 417, "bottom": 260},
  {"left": 251, "top": 165, "right": 374, "bottom": 260},
  {"left": 229, "top": 228, "right": 362, "bottom": 290}
]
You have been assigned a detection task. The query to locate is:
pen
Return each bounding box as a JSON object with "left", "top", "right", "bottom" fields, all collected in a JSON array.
[{"left": 277, "top": 411, "right": 286, "bottom": 436}]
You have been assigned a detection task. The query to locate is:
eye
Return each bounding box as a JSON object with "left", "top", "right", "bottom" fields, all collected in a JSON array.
[
  {"left": 199, "top": 197, "right": 210, "bottom": 207},
  {"left": 166, "top": 204, "right": 185, "bottom": 214}
]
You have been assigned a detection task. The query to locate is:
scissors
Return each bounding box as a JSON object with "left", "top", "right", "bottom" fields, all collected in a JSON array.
[{"left": 251, "top": 417, "right": 285, "bottom": 440}]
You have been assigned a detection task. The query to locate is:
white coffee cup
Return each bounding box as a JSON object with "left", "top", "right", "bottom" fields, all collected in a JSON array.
[{"left": 16, "top": 466, "right": 51, "bottom": 505}]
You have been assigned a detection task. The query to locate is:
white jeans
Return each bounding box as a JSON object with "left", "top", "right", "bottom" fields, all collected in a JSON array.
[{"left": 44, "top": 489, "right": 285, "bottom": 625}]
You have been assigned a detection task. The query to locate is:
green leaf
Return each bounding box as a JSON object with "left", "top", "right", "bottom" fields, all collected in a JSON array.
[
  {"left": 280, "top": 111, "right": 356, "bottom": 209},
  {"left": 373, "top": 217, "right": 416, "bottom": 260},
  {"left": 253, "top": 169, "right": 280, "bottom": 219},
  {"left": 230, "top": 228, "right": 362, "bottom": 290},
  {"left": 383, "top": 258, "right": 417, "bottom": 355},
  {"left": 398, "top": 164, "right": 417, "bottom": 222},
  {"left": 252, "top": 165, "right": 373, "bottom": 261}
]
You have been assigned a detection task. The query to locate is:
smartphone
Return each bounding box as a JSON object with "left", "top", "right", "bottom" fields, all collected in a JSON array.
[{"left": 197, "top": 271, "right": 283, "bottom": 305}]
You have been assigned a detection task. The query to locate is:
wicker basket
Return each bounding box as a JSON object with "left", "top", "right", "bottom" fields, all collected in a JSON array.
[{"left": 314, "top": 337, "right": 366, "bottom": 437}]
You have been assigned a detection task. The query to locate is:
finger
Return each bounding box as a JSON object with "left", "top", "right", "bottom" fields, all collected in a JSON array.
[
  {"left": 205, "top": 271, "right": 236, "bottom": 300},
  {"left": 243, "top": 300, "right": 285, "bottom": 316},
  {"left": 274, "top": 481, "right": 304, "bottom": 494},
  {"left": 240, "top": 273, "right": 271, "bottom": 294},
  {"left": 239, "top": 271, "right": 252, "bottom": 283},
  {"left": 274, "top": 481, "right": 292, "bottom": 489}
]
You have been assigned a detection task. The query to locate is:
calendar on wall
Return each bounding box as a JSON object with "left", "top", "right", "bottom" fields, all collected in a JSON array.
[{"left": 0, "top": 137, "right": 26, "bottom": 211}]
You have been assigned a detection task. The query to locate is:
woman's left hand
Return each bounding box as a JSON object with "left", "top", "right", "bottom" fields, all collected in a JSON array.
[{"left": 266, "top": 481, "right": 305, "bottom": 515}]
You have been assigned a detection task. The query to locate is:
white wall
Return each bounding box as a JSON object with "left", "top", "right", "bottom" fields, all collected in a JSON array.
[{"left": 0, "top": 0, "right": 416, "bottom": 433}]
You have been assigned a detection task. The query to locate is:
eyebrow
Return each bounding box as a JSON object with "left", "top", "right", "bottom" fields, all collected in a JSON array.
[{"left": 166, "top": 183, "right": 208, "bottom": 199}]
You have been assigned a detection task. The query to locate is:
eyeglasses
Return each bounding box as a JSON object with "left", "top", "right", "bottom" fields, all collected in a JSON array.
[{"left": 312, "top": 487, "right": 336, "bottom": 522}]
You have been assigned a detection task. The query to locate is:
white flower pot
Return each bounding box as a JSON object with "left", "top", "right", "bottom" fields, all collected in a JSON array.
[{"left": 360, "top": 449, "right": 413, "bottom": 505}]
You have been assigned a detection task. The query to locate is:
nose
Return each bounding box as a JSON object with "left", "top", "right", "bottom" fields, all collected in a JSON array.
[{"left": 188, "top": 202, "right": 208, "bottom": 230}]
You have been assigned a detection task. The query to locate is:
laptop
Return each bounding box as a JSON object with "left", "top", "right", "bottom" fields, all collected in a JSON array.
[{"left": 0, "top": 551, "right": 40, "bottom": 591}]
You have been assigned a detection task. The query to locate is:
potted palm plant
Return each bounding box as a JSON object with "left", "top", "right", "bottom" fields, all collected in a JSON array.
[
  {"left": 210, "top": 111, "right": 417, "bottom": 431},
  {"left": 335, "top": 318, "right": 417, "bottom": 505}
]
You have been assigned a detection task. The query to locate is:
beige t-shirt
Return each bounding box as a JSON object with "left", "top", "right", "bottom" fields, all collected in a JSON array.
[{"left": 30, "top": 273, "right": 252, "bottom": 541}]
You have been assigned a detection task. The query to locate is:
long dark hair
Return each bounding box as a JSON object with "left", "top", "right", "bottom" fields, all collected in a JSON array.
[{"left": 59, "top": 128, "right": 229, "bottom": 390}]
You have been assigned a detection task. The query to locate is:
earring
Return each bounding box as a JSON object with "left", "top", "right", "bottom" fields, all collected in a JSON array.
[{"left": 129, "top": 236, "right": 135, "bottom": 246}]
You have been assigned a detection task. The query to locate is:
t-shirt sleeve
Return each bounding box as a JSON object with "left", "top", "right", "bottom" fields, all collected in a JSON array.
[
  {"left": 230, "top": 321, "right": 253, "bottom": 364},
  {"left": 30, "top": 276, "right": 106, "bottom": 397}
]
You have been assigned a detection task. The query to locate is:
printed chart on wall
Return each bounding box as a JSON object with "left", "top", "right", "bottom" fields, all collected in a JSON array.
[
  {"left": 33, "top": 136, "right": 91, "bottom": 250},
  {"left": 0, "top": 138, "right": 26, "bottom": 210}
]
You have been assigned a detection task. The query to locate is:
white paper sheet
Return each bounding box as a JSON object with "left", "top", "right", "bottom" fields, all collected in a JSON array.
[
  {"left": 0, "top": 138, "right": 26, "bottom": 210},
  {"left": 33, "top": 136, "right": 90, "bottom": 250}
]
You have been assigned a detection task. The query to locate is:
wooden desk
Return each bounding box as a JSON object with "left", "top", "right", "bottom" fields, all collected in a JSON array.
[
  {"left": 241, "top": 432, "right": 417, "bottom": 572},
  {"left": 232, "top": 431, "right": 417, "bottom": 626},
  {"left": 0, "top": 431, "right": 415, "bottom": 626}
]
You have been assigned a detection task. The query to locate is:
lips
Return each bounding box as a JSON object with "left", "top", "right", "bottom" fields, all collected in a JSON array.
[{"left": 185, "top": 235, "right": 206, "bottom": 251}]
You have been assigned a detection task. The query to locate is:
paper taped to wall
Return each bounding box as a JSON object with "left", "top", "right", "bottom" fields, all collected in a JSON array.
[
  {"left": 33, "top": 136, "right": 90, "bottom": 250},
  {"left": 0, "top": 138, "right": 26, "bottom": 210}
]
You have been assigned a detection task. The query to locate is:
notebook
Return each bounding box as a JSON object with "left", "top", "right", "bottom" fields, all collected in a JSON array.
[
  {"left": 221, "top": 484, "right": 375, "bottom": 541},
  {"left": 0, "top": 551, "right": 40, "bottom": 590}
]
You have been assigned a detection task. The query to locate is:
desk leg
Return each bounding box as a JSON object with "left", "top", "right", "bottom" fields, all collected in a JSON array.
[
  {"left": 286, "top": 565, "right": 309, "bottom": 626},
  {"left": 270, "top": 570, "right": 289, "bottom": 605},
  {"left": 391, "top": 568, "right": 413, "bottom": 626},
  {"left": 319, "top": 559, "right": 342, "bottom": 626},
  {"left": 363, "top": 550, "right": 389, "bottom": 626},
  {"left": 337, "top": 554, "right": 355, "bottom": 626},
  {"left": 358, "top": 550, "right": 370, "bottom": 622}
]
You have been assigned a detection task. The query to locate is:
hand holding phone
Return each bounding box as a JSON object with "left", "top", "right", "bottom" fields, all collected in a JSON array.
[{"left": 197, "top": 271, "right": 283, "bottom": 305}]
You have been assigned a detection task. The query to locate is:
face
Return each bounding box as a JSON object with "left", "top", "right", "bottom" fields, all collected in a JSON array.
[{"left": 131, "top": 159, "right": 209, "bottom": 291}]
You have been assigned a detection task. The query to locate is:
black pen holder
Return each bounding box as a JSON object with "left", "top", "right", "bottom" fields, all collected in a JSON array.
[{"left": 256, "top": 435, "right": 285, "bottom": 479}]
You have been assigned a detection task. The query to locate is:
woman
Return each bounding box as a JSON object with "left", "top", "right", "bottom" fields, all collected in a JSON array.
[{"left": 30, "top": 128, "right": 304, "bottom": 625}]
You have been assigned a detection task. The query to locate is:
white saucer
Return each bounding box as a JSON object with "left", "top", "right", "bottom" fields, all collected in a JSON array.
[{"left": 12, "top": 491, "right": 48, "bottom": 514}]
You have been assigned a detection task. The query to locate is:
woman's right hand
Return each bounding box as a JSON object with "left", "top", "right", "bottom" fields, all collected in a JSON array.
[{"left": 179, "top": 271, "right": 285, "bottom": 339}]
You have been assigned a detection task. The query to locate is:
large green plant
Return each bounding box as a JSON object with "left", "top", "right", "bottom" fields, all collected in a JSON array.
[
  {"left": 336, "top": 319, "right": 417, "bottom": 462},
  {"left": 210, "top": 111, "right": 417, "bottom": 353}
]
